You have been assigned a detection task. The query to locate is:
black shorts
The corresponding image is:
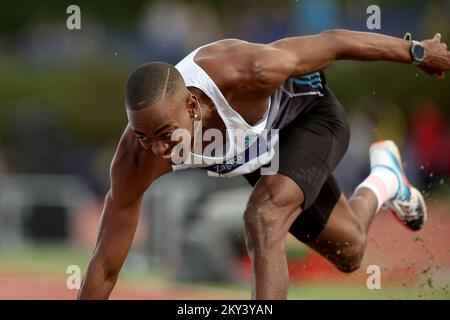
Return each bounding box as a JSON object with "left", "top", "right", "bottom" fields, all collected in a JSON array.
[{"left": 244, "top": 87, "right": 350, "bottom": 243}]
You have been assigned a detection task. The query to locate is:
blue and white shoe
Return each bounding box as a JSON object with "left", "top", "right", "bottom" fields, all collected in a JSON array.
[{"left": 369, "top": 140, "right": 427, "bottom": 231}]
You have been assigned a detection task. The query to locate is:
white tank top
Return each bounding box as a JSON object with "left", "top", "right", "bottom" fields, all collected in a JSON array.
[
  {"left": 173, "top": 43, "right": 325, "bottom": 177},
  {"left": 172, "top": 45, "right": 278, "bottom": 177}
]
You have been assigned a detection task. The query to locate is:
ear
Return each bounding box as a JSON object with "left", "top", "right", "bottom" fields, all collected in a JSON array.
[{"left": 186, "top": 93, "right": 198, "bottom": 118}]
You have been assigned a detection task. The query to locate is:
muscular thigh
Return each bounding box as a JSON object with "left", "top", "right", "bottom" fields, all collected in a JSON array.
[
  {"left": 244, "top": 174, "right": 303, "bottom": 251},
  {"left": 245, "top": 173, "right": 305, "bottom": 236},
  {"left": 247, "top": 173, "right": 304, "bottom": 213},
  {"left": 244, "top": 87, "right": 351, "bottom": 243}
]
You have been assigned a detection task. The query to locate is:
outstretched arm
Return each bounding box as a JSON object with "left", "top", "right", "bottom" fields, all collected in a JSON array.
[
  {"left": 77, "top": 126, "right": 171, "bottom": 299},
  {"left": 230, "top": 29, "right": 450, "bottom": 94},
  {"left": 270, "top": 29, "right": 449, "bottom": 78}
]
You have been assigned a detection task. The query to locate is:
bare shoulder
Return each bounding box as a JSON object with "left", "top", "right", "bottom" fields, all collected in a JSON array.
[
  {"left": 196, "top": 38, "right": 274, "bottom": 56},
  {"left": 196, "top": 38, "right": 253, "bottom": 54},
  {"left": 194, "top": 39, "right": 295, "bottom": 95},
  {"left": 195, "top": 38, "right": 267, "bottom": 70},
  {"left": 110, "top": 125, "right": 172, "bottom": 205}
]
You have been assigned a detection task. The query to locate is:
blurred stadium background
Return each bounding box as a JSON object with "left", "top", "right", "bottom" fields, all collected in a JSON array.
[{"left": 0, "top": 0, "right": 449, "bottom": 299}]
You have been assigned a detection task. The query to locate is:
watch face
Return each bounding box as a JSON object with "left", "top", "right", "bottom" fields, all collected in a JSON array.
[{"left": 413, "top": 44, "right": 425, "bottom": 61}]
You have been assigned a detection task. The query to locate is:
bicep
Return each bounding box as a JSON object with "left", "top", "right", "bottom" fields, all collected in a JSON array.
[
  {"left": 270, "top": 34, "right": 338, "bottom": 76},
  {"left": 243, "top": 43, "right": 298, "bottom": 89},
  {"left": 231, "top": 39, "right": 333, "bottom": 91}
]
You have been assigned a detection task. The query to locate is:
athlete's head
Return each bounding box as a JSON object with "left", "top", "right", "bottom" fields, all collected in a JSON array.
[{"left": 125, "top": 62, "right": 200, "bottom": 160}]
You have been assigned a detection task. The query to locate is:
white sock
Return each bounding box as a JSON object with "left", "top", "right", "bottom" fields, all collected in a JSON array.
[{"left": 355, "top": 166, "right": 400, "bottom": 212}]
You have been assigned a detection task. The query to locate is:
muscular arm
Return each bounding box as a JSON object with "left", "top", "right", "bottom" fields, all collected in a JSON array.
[
  {"left": 77, "top": 126, "right": 171, "bottom": 299},
  {"left": 221, "top": 29, "right": 450, "bottom": 95},
  {"left": 271, "top": 30, "right": 414, "bottom": 74},
  {"left": 77, "top": 190, "right": 141, "bottom": 300},
  {"left": 271, "top": 29, "right": 449, "bottom": 77}
]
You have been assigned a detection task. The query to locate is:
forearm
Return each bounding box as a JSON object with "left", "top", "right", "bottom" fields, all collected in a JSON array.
[
  {"left": 271, "top": 29, "right": 413, "bottom": 76},
  {"left": 322, "top": 29, "right": 412, "bottom": 63},
  {"left": 78, "top": 191, "right": 141, "bottom": 300}
]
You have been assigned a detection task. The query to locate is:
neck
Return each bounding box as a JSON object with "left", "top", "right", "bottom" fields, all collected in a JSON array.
[
  {"left": 187, "top": 87, "right": 228, "bottom": 153},
  {"left": 187, "top": 86, "right": 224, "bottom": 132}
]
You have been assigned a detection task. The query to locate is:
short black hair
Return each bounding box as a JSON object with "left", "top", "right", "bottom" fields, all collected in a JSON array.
[{"left": 125, "top": 62, "right": 184, "bottom": 111}]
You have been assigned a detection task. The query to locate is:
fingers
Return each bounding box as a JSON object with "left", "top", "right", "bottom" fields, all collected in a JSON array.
[
  {"left": 433, "top": 32, "right": 448, "bottom": 52},
  {"left": 436, "top": 71, "right": 445, "bottom": 80}
]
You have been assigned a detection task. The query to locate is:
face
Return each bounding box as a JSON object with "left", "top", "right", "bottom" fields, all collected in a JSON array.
[{"left": 126, "top": 89, "right": 198, "bottom": 163}]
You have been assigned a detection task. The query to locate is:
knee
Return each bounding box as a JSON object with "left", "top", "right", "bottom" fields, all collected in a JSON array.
[
  {"left": 335, "top": 226, "right": 367, "bottom": 273},
  {"left": 243, "top": 175, "right": 304, "bottom": 252}
]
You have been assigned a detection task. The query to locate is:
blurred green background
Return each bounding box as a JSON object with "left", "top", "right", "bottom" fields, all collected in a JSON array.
[{"left": 0, "top": 0, "right": 449, "bottom": 299}]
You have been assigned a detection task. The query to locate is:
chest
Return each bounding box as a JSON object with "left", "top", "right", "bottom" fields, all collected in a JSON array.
[
  {"left": 201, "top": 94, "right": 270, "bottom": 136},
  {"left": 198, "top": 97, "right": 270, "bottom": 156},
  {"left": 227, "top": 96, "right": 270, "bottom": 127}
]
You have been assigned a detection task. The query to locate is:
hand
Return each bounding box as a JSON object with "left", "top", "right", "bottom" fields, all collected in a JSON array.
[{"left": 419, "top": 33, "right": 450, "bottom": 79}]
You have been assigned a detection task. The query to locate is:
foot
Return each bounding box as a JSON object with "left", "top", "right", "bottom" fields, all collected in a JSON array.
[{"left": 369, "top": 140, "right": 427, "bottom": 231}]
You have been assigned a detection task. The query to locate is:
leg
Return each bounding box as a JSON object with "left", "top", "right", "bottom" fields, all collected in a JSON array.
[
  {"left": 303, "top": 140, "right": 428, "bottom": 272},
  {"left": 242, "top": 86, "right": 353, "bottom": 297},
  {"left": 243, "top": 173, "right": 379, "bottom": 298},
  {"left": 243, "top": 173, "right": 304, "bottom": 300},
  {"left": 304, "top": 189, "right": 377, "bottom": 273}
]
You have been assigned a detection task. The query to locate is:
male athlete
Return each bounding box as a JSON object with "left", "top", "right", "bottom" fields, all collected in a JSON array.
[{"left": 78, "top": 29, "right": 450, "bottom": 299}]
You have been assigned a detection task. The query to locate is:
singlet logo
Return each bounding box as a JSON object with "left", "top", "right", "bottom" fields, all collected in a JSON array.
[{"left": 168, "top": 125, "right": 279, "bottom": 174}]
